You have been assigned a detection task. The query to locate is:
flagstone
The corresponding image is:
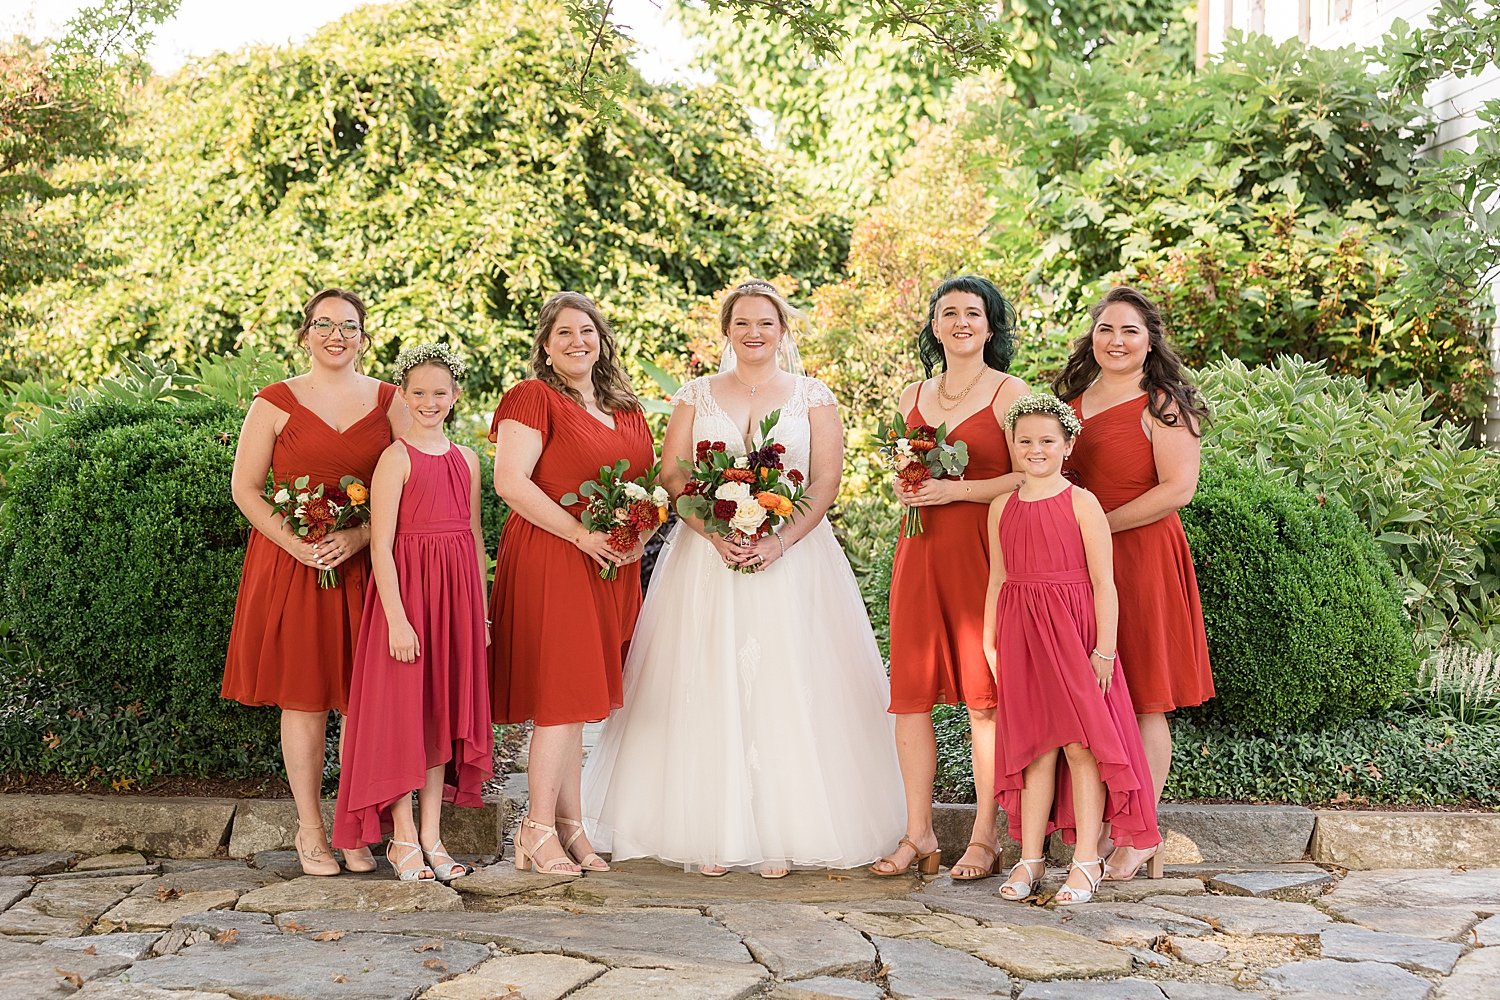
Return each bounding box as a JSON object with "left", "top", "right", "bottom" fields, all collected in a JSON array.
[
  {"left": 420, "top": 953, "right": 606, "bottom": 1000},
  {"left": 1319, "top": 923, "right": 1464, "bottom": 975},
  {"left": 1321, "top": 905, "right": 1481, "bottom": 942},
  {"left": 47, "top": 931, "right": 162, "bottom": 959},
  {"left": 0, "top": 875, "right": 157, "bottom": 938},
  {"left": 74, "top": 854, "right": 149, "bottom": 872},
  {"left": 929, "top": 923, "right": 1133, "bottom": 980},
  {"left": 709, "top": 902, "right": 877, "bottom": 979},
  {"left": 566, "top": 963, "right": 769, "bottom": 1000},
  {"left": 99, "top": 889, "right": 240, "bottom": 930},
  {"left": 0, "top": 936, "right": 137, "bottom": 998},
  {"left": 1142, "top": 894, "right": 1330, "bottom": 935},
  {"left": 1206, "top": 870, "right": 1334, "bottom": 902},
  {"left": 1261, "top": 958, "right": 1434, "bottom": 999},
  {"left": 0, "top": 853, "right": 73, "bottom": 877},
  {"left": 1434, "top": 947, "right": 1500, "bottom": 1000},
  {"left": 770, "top": 976, "right": 886, "bottom": 1000},
  {"left": 872, "top": 934, "right": 1010, "bottom": 999},
  {"left": 234, "top": 873, "right": 463, "bottom": 914},
  {"left": 1324, "top": 868, "right": 1500, "bottom": 910}
]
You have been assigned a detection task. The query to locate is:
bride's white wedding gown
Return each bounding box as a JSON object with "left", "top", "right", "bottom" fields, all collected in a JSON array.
[{"left": 581, "top": 375, "right": 906, "bottom": 871}]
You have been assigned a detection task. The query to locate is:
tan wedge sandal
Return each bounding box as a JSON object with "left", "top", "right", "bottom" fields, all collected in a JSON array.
[{"left": 556, "top": 817, "right": 610, "bottom": 872}]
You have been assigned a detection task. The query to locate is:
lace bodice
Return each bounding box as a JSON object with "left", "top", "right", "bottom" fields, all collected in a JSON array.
[{"left": 671, "top": 376, "right": 838, "bottom": 479}]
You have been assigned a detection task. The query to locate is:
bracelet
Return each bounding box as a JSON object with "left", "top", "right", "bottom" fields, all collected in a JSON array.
[
  {"left": 777, "top": 534, "right": 786, "bottom": 557},
  {"left": 1091, "top": 649, "right": 1116, "bottom": 661},
  {"left": 484, "top": 618, "right": 493, "bottom": 626}
]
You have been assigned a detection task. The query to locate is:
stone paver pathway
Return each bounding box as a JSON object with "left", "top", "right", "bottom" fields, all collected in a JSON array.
[{"left": 0, "top": 848, "right": 1496, "bottom": 1000}]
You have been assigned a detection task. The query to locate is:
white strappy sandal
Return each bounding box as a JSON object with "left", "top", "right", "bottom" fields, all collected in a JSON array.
[
  {"left": 998, "top": 858, "right": 1045, "bottom": 901},
  {"left": 387, "top": 840, "right": 436, "bottom": 882},
  {"left": 422, "top": 839, "right": 469, "bottom": 882},
  {"left": 1054, "top": 858, "right": 1104, "bottom": 905}
]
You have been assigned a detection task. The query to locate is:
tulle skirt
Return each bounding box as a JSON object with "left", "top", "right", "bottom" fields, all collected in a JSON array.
[{"left": 581, "top": 519, "right": 906, "bottom": 871}]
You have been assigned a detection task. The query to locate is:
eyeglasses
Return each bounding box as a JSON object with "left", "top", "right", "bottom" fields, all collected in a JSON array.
[{"left": 308, "top": 318, "right": 364, "bottom": 339}]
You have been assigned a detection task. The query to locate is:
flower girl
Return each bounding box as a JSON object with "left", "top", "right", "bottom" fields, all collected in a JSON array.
[
  {"left": 332, "top": 344, "right": 493, "bottom": 881},
  {"left": 982, "top": 394, "right": 1162, "bottom": 905}
]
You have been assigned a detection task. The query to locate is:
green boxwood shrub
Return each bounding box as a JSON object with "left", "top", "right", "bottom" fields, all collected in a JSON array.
[
  {"left": 1180, "top": 456, "right": 1417, "bottom": 732},
  {"left": 0, "top": 398, "right": 279, "bottom": 778}
]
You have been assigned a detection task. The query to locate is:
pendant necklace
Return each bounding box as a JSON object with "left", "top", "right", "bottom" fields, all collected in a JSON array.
[{"left": 732, "top": 368, "right": 778, "bottom": 397}]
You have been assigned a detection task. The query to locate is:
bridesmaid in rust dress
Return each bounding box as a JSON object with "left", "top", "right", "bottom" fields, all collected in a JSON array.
[
  {"left": 490, "top": 291, "right": 655, "bottom": 877},
  {"left": 1056, "top": 286, "right": 1213, "bottom": 880},
  {"left": 871, "top": 276, "right": 1029, "bottom": 882},
  {"left": 224, "top": 288, "right": 410, "bottom": 876}
]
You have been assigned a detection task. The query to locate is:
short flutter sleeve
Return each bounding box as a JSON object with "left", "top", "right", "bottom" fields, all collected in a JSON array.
[
  {"left": 803, "top": 377, "right": 839, "bottom": 409},
  {"left": 489, "top": 379, "right": 554, "bottom": 443},
  {"left": 671, "top": 377, "right": 711, "bottom": 408}
]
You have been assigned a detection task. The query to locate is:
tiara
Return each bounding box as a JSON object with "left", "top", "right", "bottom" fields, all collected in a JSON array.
[
  {"left": 736, "top": 279, "right": 779, "bottom": 293},
  {"left": 1004, "top": 393, "right": 1083, "bottom": 437},
  {"left": 392, "top": 342, "right": 468, "bottom": 386}
]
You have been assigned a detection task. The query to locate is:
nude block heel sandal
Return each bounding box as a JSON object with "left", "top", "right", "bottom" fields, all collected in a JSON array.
[
  {"left": 870, "top": 837, "right": 941, "bottom": 877},
  {"left": 514, "top": 817, "right": 583, "bottom": 877}
]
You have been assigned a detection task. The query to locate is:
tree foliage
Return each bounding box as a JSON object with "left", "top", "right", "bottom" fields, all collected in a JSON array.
[{"left": 2, "top": 0, "right": 849, "bottom": 395}]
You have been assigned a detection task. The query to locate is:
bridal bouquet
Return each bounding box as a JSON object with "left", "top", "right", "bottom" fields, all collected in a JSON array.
[
  {"left": 264, "top": 475, "right": 372, "bottom": 588},
  {"left": 876, "top": 414, "right": 969, "bottom": 537},
  {"left": 675, "top": 410, "right": 811, "bottom": 573},
  {"left": 561, "top": 459, "right": 669, "bottom": 580}
]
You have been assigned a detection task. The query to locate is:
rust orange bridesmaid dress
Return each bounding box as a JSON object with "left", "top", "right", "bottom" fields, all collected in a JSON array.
[
  {"left": 488, "top": 380, "right": 654, "bottom": 726},
  {"left": 1064, "top": 394, "right": 1214, "bottom": 715},
  {"left": 887, "top": 378, "right": 1019, "bottom": 714},
  {"left": 222, "top": 380, "right": 398, "bottom": 714}
]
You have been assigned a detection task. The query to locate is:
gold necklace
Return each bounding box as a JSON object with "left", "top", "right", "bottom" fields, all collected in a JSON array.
[{"left": 937, "top": 367, "right": 986, "bottom": 410}]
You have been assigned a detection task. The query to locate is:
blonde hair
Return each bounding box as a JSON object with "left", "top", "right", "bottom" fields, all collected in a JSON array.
[
  {"left": 718, "top": 279, "right": 805, "bottom": 339},
  {"left": 529, "top": 291, "right": 640, "bottom": 415}
]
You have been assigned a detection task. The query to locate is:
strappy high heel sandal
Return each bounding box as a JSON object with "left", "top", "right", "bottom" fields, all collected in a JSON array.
[
  {"left": 387, "top": 840, "right": 436, "bottom": 882},
  {"left": 341, "top": 845, "right": 377, "bottom": 874},
  {"left": 1102, "top": 842, "right": 1165, "bottom": 882},
  {"left": 1054, "top": 858, "right": 1104, "bottom": 906},
  {"left": 295, "top": 820, "right": 341, "bottom": 877},
  {"left": 556, "top": 817, "right": 610, "bottom": 872},
  {"left": 422, "top": 839, "right": 469, "bottom": 882},
  {"left": 949, "top": 842, "right": 1000, "bottom": 881},
  {"left": 998, "top": 858, "right": 1045, "bottom": 901},
  {"left": 870, "top": 837, "right": 941, "bottom": 877},
  {"left": 514, "top": 817, "right": 583, "bottom": 877}
]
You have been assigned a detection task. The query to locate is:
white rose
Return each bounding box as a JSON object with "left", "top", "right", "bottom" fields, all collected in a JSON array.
[
  {"left": 652, "top": 485, "right": 669, "bottom": 506},
  {"left": 734, "top": 456, "right": 749, "bottom": 469},
  {"left": 273, "top": 488, "right": 290, "bottom": 504},
  {"left": 715, "top": 481, "right": 752, "bottom": 502},
  {"left": 624, "top": 481, "right": 648, "bottom": 501},
  {"left": 730, "top": 499, "right": 767, "bottom": 534}
]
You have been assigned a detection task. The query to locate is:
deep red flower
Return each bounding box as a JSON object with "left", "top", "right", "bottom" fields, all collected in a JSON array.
[
  {"left": 696, "top": 441, "right": 712, "bottom": 462},
  {"left": 788, "top": 469, "right": 804, "bottom": 485},
  {"left": 608, "top": 523, "right": 639, "bottom": 552},
  {"left": 711, "top": 441, "right": 727, "bottom": 452},
  {"left": 773, "top": 443, "right": 786, "bottom": 454},
  {"left": 713, "top": 499, "right": 737, "bottom": 521}
]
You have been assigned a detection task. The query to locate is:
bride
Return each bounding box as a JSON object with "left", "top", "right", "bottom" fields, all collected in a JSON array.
[{"left": 581, "top": 279, "right": 906, "bottom": 876}]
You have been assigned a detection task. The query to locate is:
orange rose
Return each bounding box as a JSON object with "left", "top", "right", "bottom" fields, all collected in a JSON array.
[
  {"left": 756, "top": 492, "right": 781, "bottom": 510},
  {"left": 345, "top": 482, "right": 368, "bottom": 504},
  {"left": 775, "top": 496, "right": 795, "bottom": 517},
  {"left": 657, "top": 504, "right": 669, "bottom": 524}
]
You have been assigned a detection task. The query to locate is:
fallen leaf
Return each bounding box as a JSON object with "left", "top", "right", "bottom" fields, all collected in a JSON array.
[
  {"left": 281, "top": 920, "right": 307, "bottom": 933},
  {"left": 154, "top": 885, "right": 183, "bottom": 902},
  {"left": 312, "top": 929, "right": 346, "bottom": 942},
  {"left": 423, "top": 959, "right": 448, "bottom": 972},
  {"left": 216, "top": 928, "right": 240, "bottom": 945},
  {"left": 825, "top": 874, "right": 849, "bottom": 882},
  {"left": 331, "top": 974, "right": 349, "bottom": 983},
  {"left": 414, "top": 940, "right": 444, "bottom": 952},
  {"left": 81, "top": 945, "right": 96, "bottom": 955},
  {"left": 57, "top": 970, "right": 83, "bottom": 988},
  {"left": 1452, "top": 864, "right": 1468, "bottom": 874}
]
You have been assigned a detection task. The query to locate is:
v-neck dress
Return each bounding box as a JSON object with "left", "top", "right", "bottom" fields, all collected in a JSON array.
[
  {"left": 887, "top": 379, "right": 1017, "bottom": 713},
  {"left": 487, "top": 379, "right": 655, "bottom": 726},
  {"left": 222, "top": 379, "right": 398, "bottom": 714},
  {"left": 1064, "top": 394, "right": 1214, "bottom": 715}
]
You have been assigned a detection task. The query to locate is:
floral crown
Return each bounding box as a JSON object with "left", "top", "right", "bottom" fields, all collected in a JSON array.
[
  {"left": 392, "top": 343, "right": 468, "bottom": 386},
  {"left": 1004, "top": 393, "right": 1083, "bottom": 438}
]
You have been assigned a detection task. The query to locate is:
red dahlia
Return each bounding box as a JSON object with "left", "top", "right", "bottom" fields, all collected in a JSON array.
[
  {"left": 608, "top": 523, "right": 638, "bottom": 552},
  {"left": 713, "top": 499, "right": 737, "bottom": 521}
]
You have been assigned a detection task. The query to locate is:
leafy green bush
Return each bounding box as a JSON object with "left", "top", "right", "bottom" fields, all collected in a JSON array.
[
  {"left": 7, "top": 0, "right": 848, "bottom": 394},
  {"left": 834, "top": 489, "right": 900, "bottom": 658},
  {"left": 1180, "top": 455, "right": 1416, "bottom": 731},
  {"left": 1167, "top": 713, "right": 1500, "bottom": 806},
  {"left": 0, "top": 397, "right": 278, "bottom": 779},
  {"left": 1199, "top": 355, "right": 1500, "bottom": 652}
]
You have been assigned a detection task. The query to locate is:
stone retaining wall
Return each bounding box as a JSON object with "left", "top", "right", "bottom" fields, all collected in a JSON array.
[{"left": 2, "top": 793, "right": 1495, "bottom": 867}]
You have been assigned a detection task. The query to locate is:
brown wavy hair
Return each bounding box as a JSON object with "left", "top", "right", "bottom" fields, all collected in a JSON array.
[
  {"left": 296, "top": 288, "right": 369, "bottom": 369},
  {"left": 1051, "top": 286, "right": 1209, "bottom": 435},
  {"left": 529, "top": 291, "right": 640, "bottom": 414}
]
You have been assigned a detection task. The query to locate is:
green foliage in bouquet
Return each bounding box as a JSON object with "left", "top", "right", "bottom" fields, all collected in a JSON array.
[
  {"left": 0, "top": 397, "right": 278, "bottom": 779},
  {"left": 1180, "top": 454, "right": 1417, "bottom": 732}
]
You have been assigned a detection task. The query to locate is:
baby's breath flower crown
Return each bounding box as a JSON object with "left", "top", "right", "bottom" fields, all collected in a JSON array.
[
  {"left": 392, "top": 343, "right": 468, "bottom": 386},
  {"left": 1005, "top": 393, "right": 1083, "bottom": 439}
]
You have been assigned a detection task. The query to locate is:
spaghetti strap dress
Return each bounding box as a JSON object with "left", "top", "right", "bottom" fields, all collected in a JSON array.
[
  {"left": 488, "top": 380, "right": 655, "bottom": 726},
  {"left": 333, "top": 442, "right": 493, "bottom": 849},
  {"left": 887, "top": 379, "right": 1015, "bottom": 713},
  {"left": 1064, "top": 395, "right": 1214, "bottom": 715},
  {"left": 992, "top": 486, "right": 1160, "bottom": 849},
  {"left": 222, "top": 379, "right": 397, "bottom": 714}
]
